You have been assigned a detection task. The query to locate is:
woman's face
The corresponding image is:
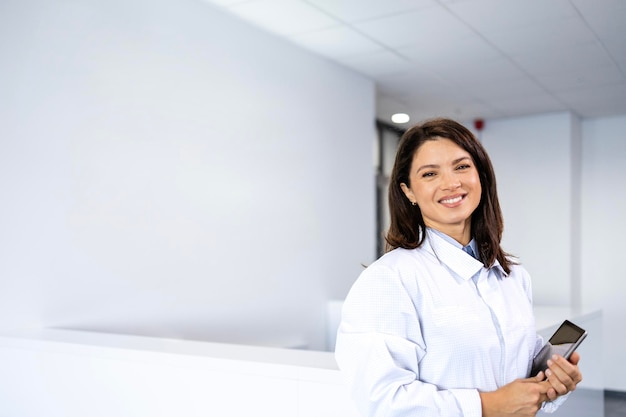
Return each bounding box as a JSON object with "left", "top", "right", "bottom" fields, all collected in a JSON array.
[{"left": 400, "top": 137, "right": 482, "bottom": 240}]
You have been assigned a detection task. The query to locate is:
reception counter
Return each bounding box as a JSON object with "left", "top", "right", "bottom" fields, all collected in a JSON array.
[
  {"left": 0, "top": 306, "right": 601, "bottom": 417},
  {"left": 0, "top": 328, "right": 359, "bottom": 417}
]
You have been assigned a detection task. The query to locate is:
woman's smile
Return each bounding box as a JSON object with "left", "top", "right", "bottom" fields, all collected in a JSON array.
[{"left": 439, "top": 194, "right": 465, "bottom": 206}]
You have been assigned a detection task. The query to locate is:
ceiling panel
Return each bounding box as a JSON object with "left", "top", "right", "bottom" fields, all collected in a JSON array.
[
  {"left": 603, "top": 39, "right": 626, "bottom": 65},
  {"left": 352, "top": 6, "right": 474, "bottom": 49},
  {"left": 556, "top": 82, "right": 626, "bottom": 106},
  {"left": 396, "top": 34, "right": 503, "bottom": 66},
  {"left": 446, "top": 0, "right": 579, "bottom": 33},
  {"left": 432, "top": 57, "right": 528, "bottom": 86},
  {"left": 570, "top": 0, "right": 626, "bottom": 24},
  {"left": 534, "top": 64, "right": 624, "bottom": 92},
  {"left": 378, "top": 72, "right": 459, "bottom": 96},
  {"left": 462, "top": 77, "right": 547, "bottom": 100},
  {"left": 483, "top": 17, "right": 598, "bottom": 57},
  {"left": 205, "top": 0, "right": 258, "bottom": 6},
  {"left": 557, "top": 82, "right": 626, "bottom": 117},
  {"left": 290, "top": 26, "right": 384, "bottom": 59},
  {"left": 202, "top": 0, "right": 626, "bottom": 124},
  {"left": 486, "top": 93, "right": 565, "bottom": 118},
  {"left": 334, "top": 50, "right": 413, "bottom": 78},
  {"left": 512, "top": 41, "right": 616, "bottom": 76},
  {"left": 225, "top": 0, "right": 340, "bottom": 36},
  {"left": 304, "top": 0, "right": 436, "bottom": 23}
]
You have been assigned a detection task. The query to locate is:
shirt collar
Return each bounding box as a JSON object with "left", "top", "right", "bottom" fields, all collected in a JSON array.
[{"left": 425, "top": 228, "right": 506, "bottom": 280}]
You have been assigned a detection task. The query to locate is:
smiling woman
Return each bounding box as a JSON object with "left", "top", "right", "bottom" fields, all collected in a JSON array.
[{"left": 335, "top": 118, "right": 584, "bottom": 417}]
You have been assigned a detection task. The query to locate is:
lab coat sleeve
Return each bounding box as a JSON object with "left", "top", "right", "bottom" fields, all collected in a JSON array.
[{"left": 335, "top": 264, "right": 482, "bottom": 417}]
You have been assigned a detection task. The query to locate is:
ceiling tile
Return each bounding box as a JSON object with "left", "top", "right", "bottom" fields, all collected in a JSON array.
[
  {"left": 352, "top": 6, "right": 474, "bottom": 49},
  {"left": 396, "top": 33, "right": 503, "bottom": 67},
  {"left": 433, "top": 56, "right": 527, "bottom": 86},
  {"left": 572, "top": 102, "right": 626, "bottom": 118},
  {"left": 203, "top": 0, "right": 259, "bottom": 6},
  {"left": 564, "top": 83, "right": 626, "bottom": 117},
  {"left": 446, "top": 0, "right": 579, "bottom": 33},
  {"left": 535, "top": 64, "right": 625, "bottom": 93},
  {"left": 556, "top": 82, "right": 626, "bottom": 108},
  {"left": 581, "top": 6, "right": 626, "bottom": 46},
  {"left": 603, "top": 39, "right": 626, "bottom": 65},
  {"left": 289, "top": 26, "right": 384, "bottom": 59},
  {"left": 486, "top": 93, "right": 565, "bottom": 118},
  {"left": 226, "top": 0, "right": 340, "bottom": 36},
  {"left": 405, "top": 89, "right": 481, "bottom": 110},
  {"left": 377, "top": 71, "right": 461, "bottom": 100},
  {"left": 570, "top": 0, "right": 626, "bottom": 23},
  {"left": 304, "top": 0, "right": 436, "bottom": 23},
  {"left": 463, "top": 77, "right": 547, "bottom": 100},
  {"left": 512, "top": 40, "right": 616, "bottom": 76},
  {"left": 484, "top": 16, "right": 597, "bottom": 57},
  {"left": 334, "top": 50, "right": 413, "bottom": 78}
]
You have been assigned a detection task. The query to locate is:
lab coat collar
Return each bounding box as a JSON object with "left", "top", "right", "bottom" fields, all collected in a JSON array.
[{"left": 423, "top": 228, "right": 506, "bottom": 280}]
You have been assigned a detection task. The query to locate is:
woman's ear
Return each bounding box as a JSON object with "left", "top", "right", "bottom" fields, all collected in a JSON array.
[{"left": 400, "top": 183, "right": 415, "bottom": 205}]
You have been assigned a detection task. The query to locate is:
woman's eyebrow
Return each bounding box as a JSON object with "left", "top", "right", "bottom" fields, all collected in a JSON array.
[
  {"left": 416, "top": 156, "right": 471, "bottom": 173},
  {"left": 452, "top": 156, "right": 471, "bottom": 164},
  {"left": 416, "top": 163, "right": 438, "bottom": 173}
]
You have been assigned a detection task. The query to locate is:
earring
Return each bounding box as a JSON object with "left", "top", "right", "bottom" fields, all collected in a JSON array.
[{"left": 411, "top": 202, "right": 417, "bottom": 206}]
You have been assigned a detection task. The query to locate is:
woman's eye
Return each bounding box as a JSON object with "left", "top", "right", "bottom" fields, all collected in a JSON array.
[
  {"left": 422, "top": 172, "right": 436, "bottom": 178},
  {"left": 456, "top": 164, "right": 471, "bottom": 170}
]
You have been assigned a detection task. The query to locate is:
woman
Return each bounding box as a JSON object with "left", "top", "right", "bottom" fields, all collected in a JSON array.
[{"left": 335, "top": 118, "right": 582, "bottom": 417}]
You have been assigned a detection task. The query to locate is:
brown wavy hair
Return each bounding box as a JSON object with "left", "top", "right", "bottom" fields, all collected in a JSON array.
[{"left": 385, "top": 118, "right": 515, "bottom": 274}]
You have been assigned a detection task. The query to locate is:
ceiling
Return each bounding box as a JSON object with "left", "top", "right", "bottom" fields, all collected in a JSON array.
[{"left": 203, "top": 0, "right": 626, "bottom": 126}]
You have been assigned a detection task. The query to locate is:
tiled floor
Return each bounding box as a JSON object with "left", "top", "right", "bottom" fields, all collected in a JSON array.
[{"left": 606, "top": 390, "right": 626, "bottom": 417}]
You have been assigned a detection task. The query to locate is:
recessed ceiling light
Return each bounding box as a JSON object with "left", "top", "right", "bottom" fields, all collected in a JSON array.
[{"left": 391, "top": 113, "right": 410, "bottom": 124}]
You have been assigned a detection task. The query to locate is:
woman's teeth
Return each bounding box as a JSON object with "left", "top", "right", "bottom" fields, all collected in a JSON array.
[{"left": 441, "top": 196, "right": 462, "bottom": 204}]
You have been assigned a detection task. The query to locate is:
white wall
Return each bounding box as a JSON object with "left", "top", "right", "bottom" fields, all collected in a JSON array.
[
  {"left": 581, "top": 115, "right": 626, "bottom": 392},
  {"left": 0, "top": 0, "right": 376, "bottom": 351},
  {"left": 481, "top": 113, "right": 576, "bottom": 306},
  {"left": 481, "top": 112, "right": 626, "bottom": 391}
]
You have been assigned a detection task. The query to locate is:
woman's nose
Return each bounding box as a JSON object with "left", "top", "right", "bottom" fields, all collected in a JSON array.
[{"left": 440, "top": 172, "right": 461, "bottom": 190}]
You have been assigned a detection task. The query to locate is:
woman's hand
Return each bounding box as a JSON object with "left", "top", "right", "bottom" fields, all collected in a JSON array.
[
  {"left": 479, "top": 374, "right": 552, "bottom": 417},
  {"left": 544, "top": 352, "right": 582, "bottom": 400}
]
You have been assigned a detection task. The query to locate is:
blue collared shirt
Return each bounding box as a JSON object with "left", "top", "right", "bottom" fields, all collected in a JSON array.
[{"left": 335, "top": 228, "right": 563, "bottom": 416}]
